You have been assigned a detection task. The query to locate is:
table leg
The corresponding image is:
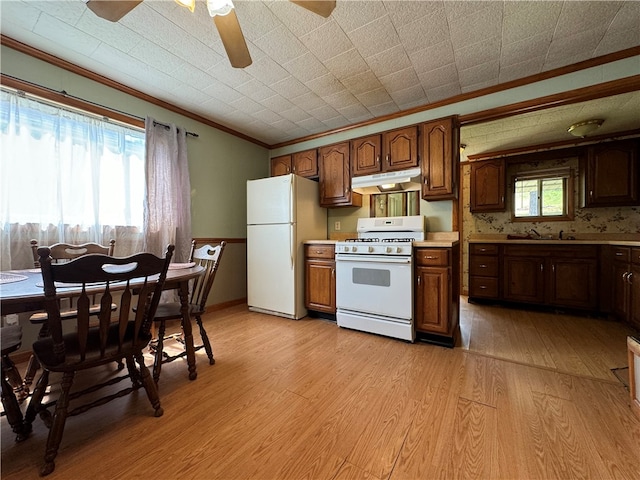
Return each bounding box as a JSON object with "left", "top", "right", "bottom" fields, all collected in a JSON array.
[{"left": 178, "top": 280, "right": 197, "bottom": 380}]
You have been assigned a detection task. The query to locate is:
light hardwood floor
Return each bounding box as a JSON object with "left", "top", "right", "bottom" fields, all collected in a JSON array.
[{"left": 2, "top": 300, "right": 639, "bottom": 479}]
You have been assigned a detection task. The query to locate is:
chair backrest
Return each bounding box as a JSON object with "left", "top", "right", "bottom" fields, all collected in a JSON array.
[
  {"left": 31, "top": 240, "right": 116, "bottom": 268},
  {"left": 188, "top": 241, "right": 226, "bottom": 311},
  {"left": 38, "top": 245, "right": 174, "bottom": 366}
]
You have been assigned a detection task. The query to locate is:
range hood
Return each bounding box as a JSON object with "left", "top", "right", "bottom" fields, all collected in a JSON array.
[{"left": 351, "top": 167, "right": 421, "bottom": 195}]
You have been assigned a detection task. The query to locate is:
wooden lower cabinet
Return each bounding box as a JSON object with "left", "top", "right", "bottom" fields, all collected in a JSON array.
[
  {"left": 304, "top": 244, "right": 336, "bottom": 315},
  {"left": 414, "top": 246, "right": 460, "bottom": 347},
  {"left": 611, "top": 246, "right": 640, "bottom": 330},
  {"left": 470, "top": 243, "right": 599, "bottom": 312},
  {"left": 502, "top": 245, "right": 598, "bottom": 310}
]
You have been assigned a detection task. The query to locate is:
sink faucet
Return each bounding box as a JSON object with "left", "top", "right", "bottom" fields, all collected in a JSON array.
[
  {"left": 530, "top": 228, "right": 541, "bottom": 238},
  {"left": 559, "top": 230, "right": 563, "bottom": 240}
]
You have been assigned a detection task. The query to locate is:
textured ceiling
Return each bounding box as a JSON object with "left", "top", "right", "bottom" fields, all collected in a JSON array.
[{"left": 1, "top": 0, "right": 639, "bottom": 149}]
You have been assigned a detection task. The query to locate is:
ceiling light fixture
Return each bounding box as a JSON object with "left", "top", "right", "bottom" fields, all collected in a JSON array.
[
  {"left": 567, "top": 119, "right": 604, "bottom": 138},
  {"left": 206, "top": 0, "right": 234, "bottom": 17},
  {"left": 175, "top": 0, "right": 195, "bottom": 13}
]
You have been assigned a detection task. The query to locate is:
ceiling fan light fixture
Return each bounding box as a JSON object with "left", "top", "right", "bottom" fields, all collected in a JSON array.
[
  {"left": 207, "top": 0, "right": 234, "bottom": 17},
  {"left": 175, "top": 0, "right": 195, "bottom": 13},
  {"left": 567, "top": 119, "right": 604, "bottom": 138}
]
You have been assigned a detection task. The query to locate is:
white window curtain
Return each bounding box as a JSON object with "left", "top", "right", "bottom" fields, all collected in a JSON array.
[
  {"left": 0, "top": 89, "right": 146, "bottom": 270},
  {"left": 143, "top": 117, "right": 192, "bottom": 263}
]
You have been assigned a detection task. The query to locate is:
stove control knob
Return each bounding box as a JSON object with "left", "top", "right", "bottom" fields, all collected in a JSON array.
[
  {"left": 351, "top": 246, "right": 358, "bottom": 253},
  {"left": 386, "top": 246, "right": 392, "bottom": 253},
  {"left": 396, "top": 247, "right": 402, "bottom": 253},
  {"left": 368, "top": 246, "right": 374, "bottom": 253}
]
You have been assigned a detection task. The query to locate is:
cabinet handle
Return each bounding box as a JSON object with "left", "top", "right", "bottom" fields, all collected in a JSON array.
[
  {"left": 479, "top": 264, "right": 487, "bottom": 268},
  {"left": 424, "top": 176, "right": 429, "bottom": 185},
  {"left": 615, "top": 252, "right": 624, "bottom": 256},
  {"left": 315, "top": 250, "right": 322, "bottom": 254},
  {"left": 417, "top": 276, "right": 421, "bottom": 286},
  {"left": 622, "top": 272, "right": 629, "bottom": 281},
  {"left": 628, "top": 272, "right": 633, "bottom": 285},
  {"left": 386, "top": 154, "right": 390, "bottom": 165},
  {"left": 552, "top": 264, "right": 555, "bottom": 273},
  {"left": 376, "top": 155, "right": 380, "bottom": 165},
  {"left": 589, "top": 190, "right": 593, "bottom": 199},
  {"left": 424, "top": 256, "right": 436, "bottom": 259},
  {"left": 540, "top": 263, "right": 544, "bottom": 272},
  {"left": 331, "top": 268, "right": 335, "bottom": 278},
  {"left": 479, "top": 285, "right": 487, "bottom": 289}
]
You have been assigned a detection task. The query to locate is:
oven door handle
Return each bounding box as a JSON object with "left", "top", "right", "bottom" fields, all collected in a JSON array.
[{"left": 335, "top": 254, "right": 412, "bottom": 264}]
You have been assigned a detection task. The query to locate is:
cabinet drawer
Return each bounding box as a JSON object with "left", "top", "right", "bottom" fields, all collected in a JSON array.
[
  {"left": 632, "top": 248, "right": 640, "bottom": 265},
  {"left": 612, "top": 246, "right": 631, "bottom": 263},
  {"left": 416, "top": 249, "right": 449, "bottom": 266},
  {"left": 469, "top": 277, "right": 499, "bottom": 298},
  {"left": 469, "top": 243, "right": 498, "bottom": 255},
  {"left": 305, "top": 244, "right": 335, "bottom": 260},
  {"left": 469, "top": 256, "right": 498, "bottom": 277}
]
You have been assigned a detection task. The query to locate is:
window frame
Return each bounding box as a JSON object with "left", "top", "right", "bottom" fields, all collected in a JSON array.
[{"left": 510, "top": 167, "right": 575, "bottom": 222}]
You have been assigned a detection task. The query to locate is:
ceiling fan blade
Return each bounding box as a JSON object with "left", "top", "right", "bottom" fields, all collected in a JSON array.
[
  {"left": 86, "top": 0, "right": 142, "bottom": 22},
  {"left": 213, "top": 10, "right": 252, "bottom": 69},
  {"left": 289, "top": 1, "right": 336, "bottom": 18}
]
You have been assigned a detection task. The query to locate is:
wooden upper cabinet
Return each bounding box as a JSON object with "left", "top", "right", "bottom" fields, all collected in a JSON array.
[
  {"left": 583, "top": 139, "right": 639, "bottom": 207},
  {"left": 351, "top": 134, "right": 382, "bottom": 177},
  {"left": 382, "top": 126, "right": 419, "bottom": 172},
  {"left": 470, "top": 159, "right": 506, "bottom": 212},
  {"left": 270, "top": 155, "right": 291, "bottom": 177},
  {"left": 420, "top": 116, "right": 459, "bottom": 201},
  {"left": 293, "top": 149, "right": 318, "bottom": 178},
  {"left": 318, "top": 142, "right": 362, "bottom": 208}
]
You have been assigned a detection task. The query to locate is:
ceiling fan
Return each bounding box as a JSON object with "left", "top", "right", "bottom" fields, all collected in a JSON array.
[{"left": 85, "top": 0, "right": 336, "bottom": 68}]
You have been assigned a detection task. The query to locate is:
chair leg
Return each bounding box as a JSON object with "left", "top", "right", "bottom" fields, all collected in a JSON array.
[
  {"left": 126, "top": 356, "right": 142, "bottom": 388},
  {"left": 2, "top": 353, "right": 28, "bottom": 402},
  {"left": 135, "top": 352, "right": 163, "bottom": 417},
  {"left": 23, "top": 353, "right": 40, "bottom": 391},
  {"left": 23, "top": 369, "right": 49, "bottom": 431},
  {"left": 195, "top": 315, "right": 215, "bottom": 365},
  {"left": 40, "top": 371, "right": 75, "bottom": 476},
  {"left": 152, "top": 320, "right": 167, "bottom": 384},
  {"left": 1, "top": 368, "right": 28, "bottom": 442}
]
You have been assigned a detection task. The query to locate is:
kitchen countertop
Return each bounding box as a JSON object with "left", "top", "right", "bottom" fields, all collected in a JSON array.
[{"left": 468, "top": 234, "right": 640, "bottom": 247}]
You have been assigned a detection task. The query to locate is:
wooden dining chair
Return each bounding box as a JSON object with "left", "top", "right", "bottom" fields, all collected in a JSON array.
[
  {"left": 23, "top": 244, "right": 174, "bottom": 476},
  {"left": 24, "top": 239, "right": 118, "bottom": 390},
  {"left": 1, "top": 324, "right": 29, "bottom": 442},
  {"left": 151, "top": 240, "right": 226, "bottom": 383}
]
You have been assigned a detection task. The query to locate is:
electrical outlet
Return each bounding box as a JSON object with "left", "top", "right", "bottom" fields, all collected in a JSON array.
[{"left": 334, "top": 221, "right": 341, "bottom": 231}]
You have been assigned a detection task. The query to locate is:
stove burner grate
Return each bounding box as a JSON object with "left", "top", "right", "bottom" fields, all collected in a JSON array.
[
  {"left": 381, "top": 237, "right": 416, "bottom": 243},
  {"left": 344, "top": 238, "right": 380, "bottom": 242}
]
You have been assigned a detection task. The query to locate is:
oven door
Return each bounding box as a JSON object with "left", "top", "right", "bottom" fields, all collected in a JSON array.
[{"left": 335, "top": 254, "right": 412, "bottom": 320}]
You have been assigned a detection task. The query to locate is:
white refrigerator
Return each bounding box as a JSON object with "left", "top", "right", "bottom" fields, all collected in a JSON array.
[{"left": 247, "top": 174, "right": 327, "bottom": 319}]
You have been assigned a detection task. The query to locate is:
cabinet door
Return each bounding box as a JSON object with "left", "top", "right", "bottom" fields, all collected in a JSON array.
[
  {"left": 631, "top": 263, "right": 640, "bottom": 329},
  {"left": 351, "top": 135, "right": 382, "bottom": 177},
  {"left": 305, "top": 260, "right": 336, "bottom": 313},
  {"left": 503, "top": 255, "right": 545, "bottom": 303},
  {"left": 293, "top": 149, "right": 318, "bottom": 178},
  {"left": 318, "top": 142, "right": 362, "bottom": 207},
  {"left": 415, "top": 266, "right": 450, "bottom": 335},
  {"left": 271, "top": 155, "right": 292, "bottom": 177},
  {"left": 612, "top": 262, "right": 631, "bottom": 320},
  {"left": 585, "top": 140, "right": 639, "bottom": 207},
  {"left": 382, "top": 126, "right": 418, "bottom": 172},
  {"left": 420, "top": 117, "right": 458, "bottom": 200},
  {"left": 470, "top": 159, "right": 505, "bottom": 212},
  {"left": 549, "top": 258, "right": 598, "bottom": 309}
]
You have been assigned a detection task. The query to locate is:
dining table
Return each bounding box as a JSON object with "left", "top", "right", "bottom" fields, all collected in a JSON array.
[{"left": 0, "top": 263, "right": 205, "bottom": 381}]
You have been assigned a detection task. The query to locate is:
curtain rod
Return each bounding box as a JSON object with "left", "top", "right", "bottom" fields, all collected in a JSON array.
[
  {"left": 152, "top": 120, "right": 199, "bottom": 137},
  {"left": 2, "top": 74, "right": 199, "bottom": 137}
]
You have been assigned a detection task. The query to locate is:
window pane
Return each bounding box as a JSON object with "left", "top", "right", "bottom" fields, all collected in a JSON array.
[
  {"left": 514, "top": 179, "right": 539, "bottom": 217},
  {"left": 541, "top": 178, "right": 565, "bottom": 216}
]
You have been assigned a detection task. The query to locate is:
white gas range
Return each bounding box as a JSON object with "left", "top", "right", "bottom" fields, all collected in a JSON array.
[{"left": 335, "top": 215, "right": 425, "bottom": 342}]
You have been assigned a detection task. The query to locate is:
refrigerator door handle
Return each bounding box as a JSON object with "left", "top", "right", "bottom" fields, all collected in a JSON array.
[
  {"left": 290, "top": 175, "right": 294, "bottom": 224},
  {"left": 290, "top": 224, "right": 294, "bottom": 269}
]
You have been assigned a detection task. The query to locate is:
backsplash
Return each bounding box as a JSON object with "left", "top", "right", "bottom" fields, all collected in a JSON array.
[{"left": 462, "top": 156, "right": 640, "bottom": 237}]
